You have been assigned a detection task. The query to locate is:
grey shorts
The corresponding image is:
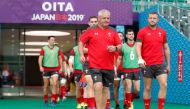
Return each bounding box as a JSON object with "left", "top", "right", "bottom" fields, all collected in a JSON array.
[
  {"left": 114, "top": 70, "right": 123, "bottom": 80},
  {"left": 90, "top": 68, "right": 114, "bottom": 87},
  {"left": 74, "top": 73, "right": 82, "bottom": 83},
  {"left": 42, "top": 71, "right": 59, "bottom": 78},
  {"left": 142, "top": 64, "right": 167, "bottom": 78},
  {"left": 123, "top": 72, "right": 140, "bottom": 80},
  {"left": 82, "top": 62, "right": 90, "bottom": 75}
]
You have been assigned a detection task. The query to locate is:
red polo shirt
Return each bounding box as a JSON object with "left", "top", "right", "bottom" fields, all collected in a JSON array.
[
  {"left": 80, "top": 26, "right": 121, "bottom": 70},
  {"left": 137, "top": 26, "right": 167, "bottom": 65}
]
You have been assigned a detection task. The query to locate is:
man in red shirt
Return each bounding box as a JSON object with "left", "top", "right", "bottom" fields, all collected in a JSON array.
[
  {"left": 79, "top": 9, "right": 122, "bottom": 109},
  {"left": 136, "top": 12, "right": 170, "bottom": 109},
  {"left": 82, "top": 16, "right": 98, "bottom": 109},
  {"left": 38, "top": 36, "right": 63, "bottom": 107}
]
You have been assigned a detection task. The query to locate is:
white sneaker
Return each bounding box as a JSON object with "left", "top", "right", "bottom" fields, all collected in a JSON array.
[
  {"left": 62, "top": 96, "right": 67, "bottom": 101},
  {"left": 76, "top": 104, "right": 82, "bottom": 109},
  {"left": 129, "top": 102, "right": 134, "bottom": 109}
]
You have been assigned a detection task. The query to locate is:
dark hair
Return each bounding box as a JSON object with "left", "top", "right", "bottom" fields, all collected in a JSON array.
[
  {"left": 149, "top": 12, "right": 158, "bottom": 16},
  {"left": 48, "top": 36, "right": 55, "bottom": 40},
  {"left": 126, "top": 29, "right": 134, "bottom": 33},
  {"left": 118, "top": 32, "right": 123, "bottom": 35},
  {"left": 89, "top": 16, "right": 97, "bottom": 21}
]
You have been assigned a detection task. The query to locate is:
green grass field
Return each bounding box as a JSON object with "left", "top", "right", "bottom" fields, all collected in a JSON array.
[{"left": 0, "top": 97, "right": 189, "bottom": 109}]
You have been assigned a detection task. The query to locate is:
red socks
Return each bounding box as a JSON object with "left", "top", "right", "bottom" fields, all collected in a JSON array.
[
  {"left": 51, "top": 94, "right": 57, "bottom": 103},
  {"left": 88, "top": 97, "right": 96, "bottom": 108},
  {"left": 115, "top": 99, "right": 119, "bottom": 105},
  {"left": 125, "top": 93, "right": 132, "bottom": 107},
  {"left": 61, "top": 86, "right": 66, "bottom": 97},
  {"left": 77, "top": 97, "right": 83, "bottom": 104},
  {"left": 132, "top": 92, "right": 138, "bottom": 101},
  {"left": 106, "top": 99, "right": 110, "bottom": 107},
  {"left": 44, "top": 94, "right": 48, "bottom": 102},
  {"left": 158, "top": 98, "right": 165, "bottom": 109},
  {"left": 83, "top": 98, "right": 88, "bottom": 104},
  {"left": 144, "top": 98, "right": 151, "bottom": 109}
]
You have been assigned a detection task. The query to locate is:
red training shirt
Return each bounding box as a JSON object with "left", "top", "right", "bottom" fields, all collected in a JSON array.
[
  {"left": 137, "top": 26, "right": 167, "bottom": 65},
  {"left": 80, "top": 26, "right": 121, "bottom": 70}
]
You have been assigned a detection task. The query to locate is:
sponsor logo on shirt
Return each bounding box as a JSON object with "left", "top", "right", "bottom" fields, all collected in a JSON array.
[
  {"left": 158, "top": 32, "right": 162, "bottom": 37},
  {"left": 108, "top": 32, "right": 111, "bottom": 37},
  {"left": 147, "top": 33, "right": 151, "bottom": 36},
  {"left": 94, "top": 32, "right": 99, "bottom": 36}
]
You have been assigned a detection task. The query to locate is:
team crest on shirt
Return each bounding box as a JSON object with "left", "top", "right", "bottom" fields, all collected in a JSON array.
[
  {"left": 158, "top": 32, "right": 162, "bottom": 37},
  {"left": 147, "top": 33, "right": 151, "bottom": 36},
  {"left": 108, "top": 32, "right": 111, "bottom": 37},
  {"left": 94, "top": 32, "right": 99, "bottom": 36}
]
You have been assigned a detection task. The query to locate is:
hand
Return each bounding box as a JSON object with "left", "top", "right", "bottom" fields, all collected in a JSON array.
[
  {"left": 70, "top": 68, "right": 74, "bottom": 73},
  {"left": 40, "top": 66, "right": 44, "bottom": 72},
  {"left": 80, "top": 55, "right": 86, "bottom": 63},
  {"left": 59, "top": 68, "right": 62, "bottom": 74},
  {"left": 138, "top": 58, "right": 146, "bottom": 69},
  {"left": 107, "top": 45, "right": 116, "bottom": 52},
  {"left": 166, "top": 65, "right": 170, "bottom": 74},
  {"left": 114, "top": 66, "right": 117, "bottom": 77},
  {"left": 64, "top": 71, "right": 68, "bottom": 77},
  {"left": 67, "top": 69, "right": 70, "bottom": 78}
]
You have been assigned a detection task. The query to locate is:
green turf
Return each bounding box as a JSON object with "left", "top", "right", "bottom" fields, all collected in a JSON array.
[{"left": 0, "top": 97, "right": 189, "bottom": 109}]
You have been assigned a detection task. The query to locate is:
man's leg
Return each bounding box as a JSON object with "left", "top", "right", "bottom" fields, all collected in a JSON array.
[
  {"left": 85, "top": 75, "right": 96, "bottom": 108},
  {"left": 101, "top": 86, "right": 109, "bottom": 109},
  {"left": 132, "top": 80, "right": 140, "bottom": 100},
  {"left": 94, "top": 82, "right": 103, "bottom": 109},
  {"left": 143, "top": 77, "right": 152, "bottom": 109},
  {"left": 156, "top": 74, "right": 168, "bottom": 109},
  {"left": 75, "top": 82, "right": 83, "bottom": 108},
  {"left": 101, "top": 69, "right": 114, "bottom": 109},
  {"left": 50, "top": 74, "right": 59, "bottom": 106},
  {"left": 132, "top": 72, "right": 140, "bottom": 100},
  {"left": 43, "top": 77, "right": 49, "bottom": 106},
  {"left": 74, "top": 73, "right": 83, "bottom": 108},
  {"left": 56, "top": 78, "right": 60, "bottom": 102},
  {"left": 82, "top": 85, "right": 88, "bottom": 108},
  {"left": 114, "top": 79, "right": 120, "bottom": 108},
  {"left": 123, "top": 77, "right": 127, "bottom": 107},
  {"left": 125, "top": 79, "right": 132, "bottom": 108}
]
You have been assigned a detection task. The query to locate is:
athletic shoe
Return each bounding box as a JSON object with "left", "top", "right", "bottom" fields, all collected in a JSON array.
[
  {"left": 135, "top": 95, "right": 140, "bottom": 99},
  {"left": 129, "top": 102, "right": 134, "bottom": 109},
  {"left": 62, "top": 96, "right": 67, "bottom": 101},
  {"left": 56, "top": 97, "right": 60, "bottom": 103},
  {"left": 123, "top": 104, "right": 128, "bottom": 109},
  {"left": 83, "top": 106, "right": 88, "bottom": 109},
  {"left": 115, "top": 104, "right": 120, "bottom": 109},
  {"left": 76, "top": 103, "right": 82, "bottom": 109},
  {"left": 81, "top": 102, "right": 87, "bottom": 109},
  {"left": 51, "top": 102, "right": 56, "bottom": 107},
  {"left": 44, "top": 101, "right": 48, "bottom": 107}
]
